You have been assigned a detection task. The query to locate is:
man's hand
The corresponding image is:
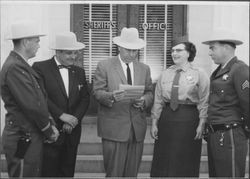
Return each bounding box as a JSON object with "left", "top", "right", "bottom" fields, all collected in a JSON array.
[
  {"left": 45, "top": 125, "right": 60, "bottom": 143},
  {"left": 133, "top": 97, "right": 145, "bottom": 110},
  {"left": 112, "top": 90, "right": 125, "bottom": 102},
  {"left": 62, "top": 123, "right": 73, "bottom": 134},
  {"left": 59, "top": 113, "right": 78, "bottom": 128}
]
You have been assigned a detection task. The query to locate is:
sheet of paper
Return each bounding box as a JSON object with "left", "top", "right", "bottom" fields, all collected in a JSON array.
[{"left": 119, "top": 84, "right": 145, "bottom": 100}]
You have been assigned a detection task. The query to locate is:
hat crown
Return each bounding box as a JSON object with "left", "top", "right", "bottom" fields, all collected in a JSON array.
[
  {"left": 120, "top": 28, "right": 139, "bottom": 43},
  {"left": 202, "top": 30, "right": 243, "bottom": 45},
  {"left": 56, "top": 32, "right": 77, "bottom": 47},
  {"left": 8, "top": 20, "right": 45, "bottom": 40},
  {"left": 113, "top": 27, "right": 146, "bottom": 49},
  {"left": 51, "top": 32, "right": 85, "bottom": 50}
]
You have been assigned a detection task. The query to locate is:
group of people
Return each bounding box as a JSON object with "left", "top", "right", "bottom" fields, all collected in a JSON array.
[{"left": 0, "top": 20, "right": 249, "bottom": 178}]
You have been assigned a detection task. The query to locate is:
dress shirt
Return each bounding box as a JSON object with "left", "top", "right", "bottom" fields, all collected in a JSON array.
[
  {"left": 55, "top": 58, "right": 69, "bottom": 96},
  {"left": 118, "top": 54, "right": 134, "bottom": 85},
  {"left": 151, "top": 62, "right": 210, "bottom": 121},
  {"left": 221, "top": 56, "right": 235, "bottom": 69}
]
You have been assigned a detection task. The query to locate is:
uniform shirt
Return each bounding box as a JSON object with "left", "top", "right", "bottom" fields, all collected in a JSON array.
[
  {"left": 208, "top": 56, "right": 249, "bottom": 125},
  {"left": 151, "top": 62, "right": 210, "bottom": 121},
  {"left": 55, "top": 58, "right": 69, "bottom": 96},
  {"left": 118, "top": 54, "right": 134, "bottom": 85}
]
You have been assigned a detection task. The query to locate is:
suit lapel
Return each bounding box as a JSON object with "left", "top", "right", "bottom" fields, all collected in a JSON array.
[
  {"left": 68, "top": 67, "right": 76, "bottom": 99},
  {"left": 50, "top": 58, "right": 68, "bottom": 98},
  {"left": 213, "top": 57, "right": 238, "bottom": 79},
  {"left": 113, "top": 57, "right": 127, "bottom": 84}
]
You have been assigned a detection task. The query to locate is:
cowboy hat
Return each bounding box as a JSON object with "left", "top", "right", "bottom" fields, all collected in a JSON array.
[
  {"left": 202, "top": 30, "right": 243, "bottom": 45},
  {"left": 6, "top": 20, "right": 45, "bottom": 40},
  {"left": 50, "top": 32, "right": 85, "bottom": 50},
  {"left": 113, "top": 27, "right": 146, "bottom": 49}
]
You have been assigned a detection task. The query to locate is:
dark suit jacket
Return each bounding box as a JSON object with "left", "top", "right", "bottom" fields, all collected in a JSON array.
[
  {"left": 32, "top": 57, "right": 90, "bottom": 146},
  {"left": 208, "top": 56, "right": 249, "bottom": 126},
  {"left": 0, "top": 51, "right": 54, "bottom": 177},
  {"left": 0, "top": 51, "right": 53, "bottom": 136},
  {"left": 93, "top": 56, "right": 153, "bottom": 142}
]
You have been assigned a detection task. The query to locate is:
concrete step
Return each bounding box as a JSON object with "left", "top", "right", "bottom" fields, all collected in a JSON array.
[
  {"left": 0, "top": 172, "right": 211, "bottom": 178},
  {"left": 1, "top": 154, "right": 249, "bottom": 175},
  {"left": 0, "top": 154, "right": 209, "bottom": 173}
]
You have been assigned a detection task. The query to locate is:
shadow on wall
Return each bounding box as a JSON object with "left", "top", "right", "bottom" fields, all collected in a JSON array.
[{"left": 85, "top": 82, "right": 157, "bottom": 116}]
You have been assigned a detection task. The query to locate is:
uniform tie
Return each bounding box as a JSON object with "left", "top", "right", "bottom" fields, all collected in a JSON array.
[
  {"left": 170, "top": 69, "right": 182, "bottom": 111},
  {"left": 126, "top": 63, "right": 132, "bottom": 85}
]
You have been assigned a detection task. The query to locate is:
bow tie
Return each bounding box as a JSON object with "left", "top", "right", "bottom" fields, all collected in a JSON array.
[{"left": 58, "top": 65, "right": 71, "bottom": 69}]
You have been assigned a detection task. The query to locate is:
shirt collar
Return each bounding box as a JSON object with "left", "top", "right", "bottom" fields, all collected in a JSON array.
[{"left": 221, "top": 56, "right": 235, "bottom": 69}]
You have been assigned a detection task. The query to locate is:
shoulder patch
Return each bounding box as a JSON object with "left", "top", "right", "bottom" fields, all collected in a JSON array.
[{"left": 242, "top": 80, "right": 249, "bottom": 90}]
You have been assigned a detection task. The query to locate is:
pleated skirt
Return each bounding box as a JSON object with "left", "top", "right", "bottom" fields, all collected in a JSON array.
[{"left": 150, "top": 103, "right": 202, "bottom": 177}]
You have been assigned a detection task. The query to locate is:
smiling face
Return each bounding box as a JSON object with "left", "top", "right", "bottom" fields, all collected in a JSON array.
[
  {"left": 171, "top": 43, "right": 189, "bottom": 65},
  {"left": 56, "top": 50, "right": 78, "bottom": 66}
]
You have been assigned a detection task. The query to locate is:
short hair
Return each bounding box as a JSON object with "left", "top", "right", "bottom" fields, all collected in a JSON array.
[
  {"left": 176, "top": 41, "right": 197, "bottom": 62},
  {"left": 218, "top": 41, "right": 236, "bottom": 49},
  {"left": 12, "top": 39, "right": 22, "bottom": 47}
]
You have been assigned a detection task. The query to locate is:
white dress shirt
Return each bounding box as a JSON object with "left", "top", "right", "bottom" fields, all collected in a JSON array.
[
  {"left": 118, "top": 54, "right": 134, "bottom": 85},
  {"left": 55, "top": 57, "right": 69, "bottom": 97}
]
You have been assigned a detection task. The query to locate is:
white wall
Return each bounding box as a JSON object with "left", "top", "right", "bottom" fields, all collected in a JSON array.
[
  {"left": 1, "top": 2, "right": 70, "bottom": 133},
  {"left": 188, "top": 3, "right": 249, "bottom": 75}
]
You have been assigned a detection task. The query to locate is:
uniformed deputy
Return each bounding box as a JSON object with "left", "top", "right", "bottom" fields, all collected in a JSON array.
[
  {"left": 150, "top": 41, "right": 210, "bottom": 177},
  {"left": 202, "top": 31, "right": 249, "bottom": 177},
  {"left": 0, "top": 20, "right": 59, "bottom": 177}
]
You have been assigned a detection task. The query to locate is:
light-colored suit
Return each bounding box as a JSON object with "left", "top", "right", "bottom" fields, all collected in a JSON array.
[{"left": 93, "top": 56, "right": 153, "bottom": 176}]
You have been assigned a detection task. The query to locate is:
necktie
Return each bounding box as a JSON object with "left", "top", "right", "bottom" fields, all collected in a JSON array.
[
  {"left": 58, "top": 65, "right": 71, "bottom": 69},
  {"left": 170, "top": 69, "right": 182, "bottom": 111},
  {"left": 126, "top": 63, "right": 132, "bottom": 85}
]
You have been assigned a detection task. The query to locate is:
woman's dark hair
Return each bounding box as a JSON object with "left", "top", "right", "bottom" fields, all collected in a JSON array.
[{"left": 177, "top": 41, "right": 197, "bottom": 62}]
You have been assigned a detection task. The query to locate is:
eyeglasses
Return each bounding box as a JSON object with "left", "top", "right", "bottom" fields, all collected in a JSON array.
[{"left": 171, "top": 49, "right": 186, "bottom": 53}]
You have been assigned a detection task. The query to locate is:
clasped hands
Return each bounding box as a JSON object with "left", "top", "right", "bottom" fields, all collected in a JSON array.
[
  {"left": 112, "top": 90, "right": 145, "bottom": 110},
  {"left": 60, "top": 113, "right": 78, "bottom": 134}
]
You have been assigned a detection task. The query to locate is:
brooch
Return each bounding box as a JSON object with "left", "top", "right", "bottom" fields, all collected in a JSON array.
[
  {"left": 186, "top": 75, "right": 193, "bottom": 81},
  {"left": 222, "top": 74, "right": 229, "bottom": 81}
]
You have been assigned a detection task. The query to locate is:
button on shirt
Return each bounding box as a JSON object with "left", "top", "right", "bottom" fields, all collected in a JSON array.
[
  {"left": 55, "top": 58, "right": 69, "bottom": 96},
  {"left": 118, "top": 55, "right": 134, "bottom": 85},
  {"left": 151, "top": 63, "right": 210, "bottom": 121}
]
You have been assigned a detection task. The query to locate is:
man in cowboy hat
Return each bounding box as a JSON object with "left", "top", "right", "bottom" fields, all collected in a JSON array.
[
  {"left": 0, "top": 20, "right": 59, "bottom": 177},
  {"left": 32, "top": 31, "right": 90, "bottom": 177},
  {"left": 202, "top": 31, "right": 249, "bottom": 177},
  {"left": 93, "top": 27, "right": 153, "bottom": 177}
]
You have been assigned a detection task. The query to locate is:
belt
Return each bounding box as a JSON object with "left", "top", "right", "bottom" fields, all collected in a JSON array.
[
  {"left": 207, "top": 123, "right": 242, "bottom": 133},
  {"left": 165, "top": 100, "right": 196, "bottom": 106}
]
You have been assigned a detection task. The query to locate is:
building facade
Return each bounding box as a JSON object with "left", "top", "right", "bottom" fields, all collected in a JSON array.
[{"left": 1, "top": 1, "right": 249, "bottom": 125}]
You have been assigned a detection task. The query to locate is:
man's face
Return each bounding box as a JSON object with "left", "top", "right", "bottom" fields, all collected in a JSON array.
[
  {"left": 208, "top": 42, "right": 227, "bottom": 65},
  {"left": 56, "top": 50, "right": 78, "bottom": 66},
  {"left": 25, "top": 37, "right": 40, "bottom": 59},
  {"left": 119, "top": 47, "right": 138, "bottom": 63}
]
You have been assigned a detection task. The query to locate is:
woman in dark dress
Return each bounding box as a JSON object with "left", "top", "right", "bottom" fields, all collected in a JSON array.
[{"left": 150, "top": 41, "right": 210, "bottom": 177}]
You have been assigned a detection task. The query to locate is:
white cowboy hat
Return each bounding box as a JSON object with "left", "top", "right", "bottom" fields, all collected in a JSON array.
[
  {"left": 6, "top": 20, "right": 45, "bottom": 40},
  {"left": 113, "top": 27, "right": 146, "bottom": 49},
  {"left": 202, "top": 30, "right": 243, "bottom": 45},
  {"left": 50, "top": 32, "right": 85, "bottom": 50}
]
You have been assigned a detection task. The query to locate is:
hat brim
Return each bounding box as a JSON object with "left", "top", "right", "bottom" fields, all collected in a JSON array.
[
  {"left": 6, "top": 34, "right": 46, "bottom": 40},
  {"left": 50, "top": 42, "right": 86, "bottom": 50},
  {"left": 202, "top": 39, "right": 243, "bottom": 45},
  {"left": 113, "top": 37, "right": 146, "bottom": 50}
]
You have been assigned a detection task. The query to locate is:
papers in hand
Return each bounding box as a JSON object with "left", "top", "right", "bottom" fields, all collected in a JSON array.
[{"left": 119, "top": 84, "right": 145, "bottom": 100}]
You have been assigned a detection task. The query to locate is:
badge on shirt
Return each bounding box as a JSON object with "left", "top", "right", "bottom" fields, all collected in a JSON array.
[
  {"left": 242, "top": 80, "right": 249, "bottom": 90},
  {"left": 186, "top": 75, "right": 193, "bottom": 81},
  {"left": 186, "top": 75, "right": 195, "bottom": 84},
  {"left": 222, "top": 74, "right": 229, "bottom": 81}
]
